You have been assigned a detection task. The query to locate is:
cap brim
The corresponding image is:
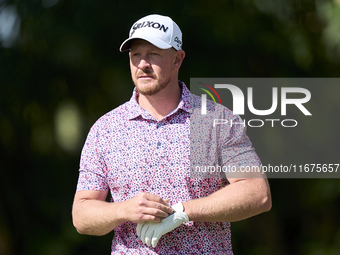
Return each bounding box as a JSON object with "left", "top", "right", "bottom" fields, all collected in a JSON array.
[{"left": 119, "top": 35, "right": 172, "bottom": 52}]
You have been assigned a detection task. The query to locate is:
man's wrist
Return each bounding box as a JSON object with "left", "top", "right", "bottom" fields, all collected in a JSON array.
[
  {"left": 171, "top": 202, "right": 184, "bottom": 212},
  {"left": 172, "top": 202, "right": 189, "bottom": 222},
  {"left": 181, "top": 201, "right": 191, "bottom": 221},
  {"left": 114, "top": 201, "right": 127, "bottom": 223}
]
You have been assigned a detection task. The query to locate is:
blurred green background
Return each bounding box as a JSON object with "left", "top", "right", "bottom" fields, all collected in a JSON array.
[{"left": 1, "top": 0, "right": 340, "bottom": 254}]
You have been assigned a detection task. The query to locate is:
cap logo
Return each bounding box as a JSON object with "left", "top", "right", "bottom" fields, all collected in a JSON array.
[
  {"left": 130, "top": 21, "right": 169, "bottom": 36},
  {"left": 174, "top": 36, "right": 182, "bottom": 47}
]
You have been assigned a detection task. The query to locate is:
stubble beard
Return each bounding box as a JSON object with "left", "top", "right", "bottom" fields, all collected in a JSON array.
[{"left": 134, "top": 75, "right": 171, "bottom": 96}]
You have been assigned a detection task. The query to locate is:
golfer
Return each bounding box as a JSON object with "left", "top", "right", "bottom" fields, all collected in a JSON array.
[{"left": 72, "top": 14, "right": 271, "bottom": 254}]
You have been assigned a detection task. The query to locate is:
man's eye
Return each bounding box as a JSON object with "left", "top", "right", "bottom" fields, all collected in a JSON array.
[{"left": 150, "top": 52, "right": 159, "bottom": 56}]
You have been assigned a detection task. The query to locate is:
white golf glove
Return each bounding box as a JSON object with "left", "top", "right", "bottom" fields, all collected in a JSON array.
[{"left": 136, "top": 202, "right": 189, "bottom": 248}]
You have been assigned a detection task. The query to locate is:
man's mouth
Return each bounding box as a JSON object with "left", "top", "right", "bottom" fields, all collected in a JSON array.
[{"left": 137, "top": 73, "right": 155, "bottom": 79}]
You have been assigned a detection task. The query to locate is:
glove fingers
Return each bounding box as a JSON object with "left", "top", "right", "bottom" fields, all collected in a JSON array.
[
  {"left": 145, "top": 228, "right": 154, "bottom": 247},
  {"left": 152, "top": 237, "right": 160, "bottom": 248},
  {"left": 140, "top": 223, "right": 149, "bottom": 244},
  {"left": 138, "top": 210, "right": 188, "bottom": 248},
  {"left": 151, "top": 228, "right": 163, "bottom": 248},
  {"left": 136, "top": 222, "right": 145, "bottom": 237}
]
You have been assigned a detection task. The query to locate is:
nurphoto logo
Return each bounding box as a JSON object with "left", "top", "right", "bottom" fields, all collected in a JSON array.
[{"left": 193, "top": 79, "right": 313, "bottom": 128}]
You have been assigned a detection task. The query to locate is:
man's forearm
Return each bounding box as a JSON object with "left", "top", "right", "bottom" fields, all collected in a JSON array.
[
  {"left": 72, "top": 191, "right": 174, "bottom": 236},
  {"left": 182, "top": 178, "right": 271, "bottom": 222},
  {"left": 72, "top": 199, "right": 124, "bottom": 236}
]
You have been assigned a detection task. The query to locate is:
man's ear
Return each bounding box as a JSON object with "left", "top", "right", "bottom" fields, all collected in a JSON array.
[{"left": 173, "top": 50, "right": 185, "bottom": 70}]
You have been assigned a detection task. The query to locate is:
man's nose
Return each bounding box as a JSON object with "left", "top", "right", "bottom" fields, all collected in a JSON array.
[{"left": 138, "top": 57, "right": 151, "bottom": 69}]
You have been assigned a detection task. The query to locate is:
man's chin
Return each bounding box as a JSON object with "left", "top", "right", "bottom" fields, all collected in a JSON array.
[
  {"left": 136, "top": 84, "right": 164, "bottom": 96},
  {"left": 137, "top": 87, "right": 160, "bottom": 96}
]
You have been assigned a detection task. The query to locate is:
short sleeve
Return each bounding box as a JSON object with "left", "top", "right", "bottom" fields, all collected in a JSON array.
[
  {"left": 189, "top": 97, "right": 261, "bottom": 179},
  {"left": 219, "top": 114, "right": 262, "bottom": 168},
  {"left": 76, "top": 121, "right": 109, "bottom": 191}
]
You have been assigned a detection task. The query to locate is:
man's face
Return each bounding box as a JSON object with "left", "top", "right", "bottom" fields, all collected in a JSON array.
[{"left": 129, "top": 40, "right": 177, "bottom": 96}]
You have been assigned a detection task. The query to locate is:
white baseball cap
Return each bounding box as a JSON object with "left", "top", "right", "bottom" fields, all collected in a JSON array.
[{"left": 119, "top": 14, "right": 183, "bottom": 52}]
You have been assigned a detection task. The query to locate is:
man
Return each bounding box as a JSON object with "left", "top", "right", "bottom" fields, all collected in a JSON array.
[{"left": 72, "top": 14, "right": 271, "bottom": 254}]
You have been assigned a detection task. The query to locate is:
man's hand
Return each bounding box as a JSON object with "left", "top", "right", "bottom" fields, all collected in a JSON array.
[
  {"left": 136, "top": 202, "right": 189, "bottom": 247},
  {"left": 120, "top": 192, "right": 173, "bottom": 223}
]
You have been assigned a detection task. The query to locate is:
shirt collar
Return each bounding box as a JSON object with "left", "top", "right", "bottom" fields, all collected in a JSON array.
[{"left": 127, "top": 80, "right": 191, "bottom": 120}]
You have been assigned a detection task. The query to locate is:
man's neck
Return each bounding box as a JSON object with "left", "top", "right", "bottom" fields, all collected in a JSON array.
[{"left": 138, "top": 81, "right": 182, "bottom": 120}]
